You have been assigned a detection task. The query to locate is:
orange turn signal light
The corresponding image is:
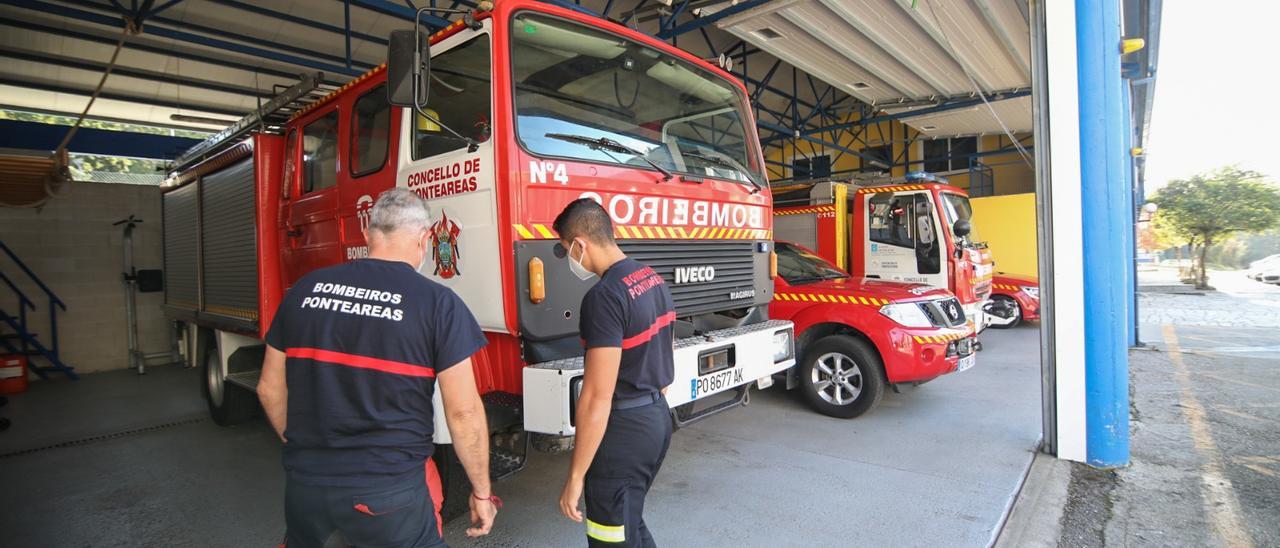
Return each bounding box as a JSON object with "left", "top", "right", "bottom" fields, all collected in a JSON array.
[
  {"left": 528, "top": 258, "right": 545, "bottom": 303},
  {"left": 769, "top": 251, "right": 778, "bottom": 279}
]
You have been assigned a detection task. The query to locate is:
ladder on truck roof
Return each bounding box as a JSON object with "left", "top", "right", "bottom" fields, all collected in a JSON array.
[{"left": 174, "top": 72, "right": 327, "bottom": 170}]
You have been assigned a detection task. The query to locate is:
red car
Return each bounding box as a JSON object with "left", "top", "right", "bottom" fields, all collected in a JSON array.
[
  {"left": 986, "top": 273, "right": 1041, "bottom": 328},
  {"left": 770, "top": 242, "right": 977, "bottom": 418}
]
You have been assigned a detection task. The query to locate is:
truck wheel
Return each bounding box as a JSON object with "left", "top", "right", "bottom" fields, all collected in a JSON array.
[
  {"left": 200, "top": 335, "right": 255, "bottom": 426},
  {"left": 799, "top": 335, "right": 885, "bottom": 418},
  {"left": 988, "top": 295, "right": 1022, "bottom": 329}
]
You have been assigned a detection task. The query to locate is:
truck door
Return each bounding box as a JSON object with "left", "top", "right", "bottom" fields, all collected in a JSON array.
[
  {"left": 864, "top": 191, "right": 948, "bottom": 287},
  {"left": 395, "top": 29, "right": 505, "bottom": 332},
  {"left": 281, "top": 107, "right": 342, "bottom": 285}
]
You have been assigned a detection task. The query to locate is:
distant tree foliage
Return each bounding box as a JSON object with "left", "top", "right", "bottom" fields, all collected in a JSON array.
[
  {"left": 0, "top": 109, "right": 211, "bottom": 183},
  {"left": 1151, "top": 166, "right": 1280, "bottom": 288}
]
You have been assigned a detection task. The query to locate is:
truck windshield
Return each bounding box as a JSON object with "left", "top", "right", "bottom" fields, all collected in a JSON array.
[
  {"left": 776, "top": 243, "right": 849, "bottom": 284},
  {"left": 510, "top": 13, "right": 763, "bottom": 186},
  {"left": 941, "top": 193, "right": 980, "bottom": 242}
]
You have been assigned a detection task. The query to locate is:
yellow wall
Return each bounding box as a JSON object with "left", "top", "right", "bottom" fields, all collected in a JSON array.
[{"left": 970, "top": 193, "right": 1039, "bottom": 277}]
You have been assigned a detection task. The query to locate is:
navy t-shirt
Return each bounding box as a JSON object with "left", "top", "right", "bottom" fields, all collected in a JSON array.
[
  {"left": 580, "top": 257, "right": 676, "bottom": 400},
  {"left": 265, "top": 258, "right": 487, "bottom": 487}
]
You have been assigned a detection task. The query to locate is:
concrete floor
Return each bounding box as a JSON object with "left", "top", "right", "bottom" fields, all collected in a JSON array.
[{"left": 0, "top": 327, "right": 1041, "bottom": 547}]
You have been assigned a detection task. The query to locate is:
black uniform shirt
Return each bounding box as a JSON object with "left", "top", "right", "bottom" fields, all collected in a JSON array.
[
  {"left": 265, "top": 258, "right": 487, "bottom": 487},
  {"left": 579, "top": 257, "right": 676, "bottom": 400}
]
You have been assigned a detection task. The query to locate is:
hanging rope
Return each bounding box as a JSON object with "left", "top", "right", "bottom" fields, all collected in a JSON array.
[{"left": 1, "top": 17, "right": 140, "bottom": 209}]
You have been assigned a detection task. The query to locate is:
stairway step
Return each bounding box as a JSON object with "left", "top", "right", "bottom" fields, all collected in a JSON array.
[{"left": 0, "top": 333, "right": 36, "bottom": 340}]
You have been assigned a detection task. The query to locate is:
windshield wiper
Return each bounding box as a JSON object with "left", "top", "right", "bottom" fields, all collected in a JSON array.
[
  {"left": 545, "top": 133, "right": 673, "bottom": 182},
  {"left": 682, "top": 152, "right": 763, "bottom": 193}
]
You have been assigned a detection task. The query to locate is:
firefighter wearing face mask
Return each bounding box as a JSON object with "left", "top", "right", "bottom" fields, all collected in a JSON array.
[{"left": 552, "top": 198, "right": 676, "bottom": 548}]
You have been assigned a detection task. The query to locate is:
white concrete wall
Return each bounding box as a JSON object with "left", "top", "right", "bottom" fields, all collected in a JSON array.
[{"left": 0, "top": 183, "right": 170, "bottom": 376}]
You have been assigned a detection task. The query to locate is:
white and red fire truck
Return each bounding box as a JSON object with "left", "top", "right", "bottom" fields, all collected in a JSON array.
[
  {"left": 161, "top": 0, "right": 794, "bottom": 488},
  {"left": 772, "top": 172, "right": 994, "bottom": 332}
]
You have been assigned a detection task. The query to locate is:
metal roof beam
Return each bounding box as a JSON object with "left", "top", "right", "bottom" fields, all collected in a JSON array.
[
  {"left": 760, "top": 89, "right": 1031, "bottom": 145},
  {"left": 656, "top": 0, "right": 776, "bottom": 39},
  {"left": 206, "top": 0, "right": 388, "bottom": 46},
  {"left": 0, "top": 118, "right": 202, "bottom": 159},
  {"left": 0, "top": 48, "right": 273, "bottom": 99},
  {"left": 2, "top": 0, "right": 365, "bottom": 76},
  {"left": 756, "top": 119, "right": 888, "bottom": 167},
  {"left": 0, "top": 16, "right": 331, "bottom": 85},
  {"left": 346, "top": 0, "right": 453, "bottom": 29},
  {"left": 55, "top": 0, "right": 377, "bottom": 71},
  {"left": 0, "top": 76, "right": 247, "bottom": 118}
]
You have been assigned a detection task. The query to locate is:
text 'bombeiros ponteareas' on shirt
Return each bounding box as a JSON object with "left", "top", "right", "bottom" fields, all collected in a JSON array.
[{"left": 300, "top": 282, "right": 405, "bottom": 321}]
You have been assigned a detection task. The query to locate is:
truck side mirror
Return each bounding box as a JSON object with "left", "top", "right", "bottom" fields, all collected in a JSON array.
[
  {"left": 952, "top": 219, "right": 971, "bottom": 238},
  {"left": 387, "top": 29, "right": 429, "bottom": 107}
]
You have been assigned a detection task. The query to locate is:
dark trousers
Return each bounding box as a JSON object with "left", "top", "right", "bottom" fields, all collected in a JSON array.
[
  {"left": 284, "top": 459, "right": 445, "bottom": 548},
  {"left": 584, "top": 397, "right": 674, "bottom": 547}
]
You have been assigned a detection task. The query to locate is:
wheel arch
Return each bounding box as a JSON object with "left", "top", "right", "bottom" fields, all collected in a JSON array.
[{"left": 795, "top": 320, "right": 888, "bottom": 385}]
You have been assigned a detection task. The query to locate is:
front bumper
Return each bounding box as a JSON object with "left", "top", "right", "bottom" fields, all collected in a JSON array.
[
  {"left": 522, "top": 319, "right": 796, "bottom": 436},
  {"left": 883, "top": 327, "right": 976, "bottom": 384}
]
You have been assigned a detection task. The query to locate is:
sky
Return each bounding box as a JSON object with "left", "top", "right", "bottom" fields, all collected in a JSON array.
[{"left": 1143, "top": 2, "right": 1280, "bottom": 195}]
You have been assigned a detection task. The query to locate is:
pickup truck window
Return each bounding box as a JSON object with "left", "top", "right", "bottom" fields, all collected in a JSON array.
[{"left": 776, "top": 243, "right": 848, "bottom": 285}]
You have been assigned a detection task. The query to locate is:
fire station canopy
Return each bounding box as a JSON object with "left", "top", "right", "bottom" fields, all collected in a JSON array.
[{"left": 715, "top": 0, "right": 1032, "bottom": 137}]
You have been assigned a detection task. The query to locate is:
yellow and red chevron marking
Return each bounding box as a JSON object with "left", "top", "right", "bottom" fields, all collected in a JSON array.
[
  {"left": 854, "top": 184, "right": 928, "bottom": 194},
  {"left": 911, "top": 331, "right": 969, "bottom": 345},
  {"left": 773, "top": 292, "right": 890, "bottom": 306},
  {"left": 512, "top": 224, "right": 772, "bottom": 240},
  {"left": 992, "top": 283, "right": 1023, "bottom": 291},
  {"left": 774, "top": 205, "right": 836, "bottom": 216}
]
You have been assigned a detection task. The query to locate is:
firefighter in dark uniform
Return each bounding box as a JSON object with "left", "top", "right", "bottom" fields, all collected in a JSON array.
[
  {"left": 256, "top": 188, "right": 500, "bottom": 547},
  {"left": 554, "top": 198, "right": 676, "bottom": 547}
]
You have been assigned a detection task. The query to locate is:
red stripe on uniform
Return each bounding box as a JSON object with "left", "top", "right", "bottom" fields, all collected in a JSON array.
[
  {"left": 285, "top": 347, "right": 435, "bottom": 378},
  {"left": 620, "top": 311, "right": 677, "bottom": 350}
]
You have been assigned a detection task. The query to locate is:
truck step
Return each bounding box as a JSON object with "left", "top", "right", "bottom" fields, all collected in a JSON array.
[
  {"left": 225, "top": 370, "right": 261, "bottom": 391},
  {"left": 490, "top": 444, "right": 527, "bottom": 482}
]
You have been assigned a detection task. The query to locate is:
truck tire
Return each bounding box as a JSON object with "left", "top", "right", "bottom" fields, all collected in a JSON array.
[
  {"left": 799, "top": 335, "right": 885, "bottom": 419},
  {"left": 988, "top": 295, "right": 1022, "bottom": 329},
  {"left": 200, "top": 335, "right": 255, "bottom": 426}
]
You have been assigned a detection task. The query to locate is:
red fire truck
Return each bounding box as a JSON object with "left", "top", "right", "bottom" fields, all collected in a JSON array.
[
  {"left": 772, "top": 172, "right": 994, "bottom": 332},
  {"left": 161, "top": 0, "right": 794, "bottom": 482},
  {"left": 988, "top": 273, "right": 1041, "bottom": 328}
]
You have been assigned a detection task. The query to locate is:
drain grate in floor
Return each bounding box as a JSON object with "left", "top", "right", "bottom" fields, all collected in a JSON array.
[{"left": 0, "top": 415, "right": 208, "bottom": 459}]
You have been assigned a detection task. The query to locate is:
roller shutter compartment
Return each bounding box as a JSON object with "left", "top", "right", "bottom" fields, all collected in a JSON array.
[
  {"left": 162, "top": 183, "right": 199, "bottom": 311},
  {"left": 199, "top": 157, "right": 259, "bottom": 322}
]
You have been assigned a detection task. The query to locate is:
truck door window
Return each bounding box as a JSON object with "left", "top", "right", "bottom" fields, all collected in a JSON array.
[
  {"left": 414, "top": 36, "right": 492, "bottom": 160},
  {"left": 351, "top": 85, "right": 390, "bottom": 177},
  {"left": 914, "top": 194, "right": 941, "bottom": 274},
  {"left": 868, "top": 192, "right": 914, "bottom": 249},
  {"left": 302, "top": 110, "right": 339, "bottom": 193}
]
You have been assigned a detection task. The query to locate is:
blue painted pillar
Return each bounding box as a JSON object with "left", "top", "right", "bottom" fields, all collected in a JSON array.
[
  {"left": 1123, "top": 87, "right": 1137, "bottom": 348},
  {"left": 1076, "top": 0, "right": 1130, "bottom": 466}
]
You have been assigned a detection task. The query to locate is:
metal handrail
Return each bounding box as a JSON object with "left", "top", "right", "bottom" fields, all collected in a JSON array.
[
  {"left": 0, "top": 270, "right": 35, "bottom": 311},
  {"left": 0, "top": 240, "right": 65, "bottom": 310}
]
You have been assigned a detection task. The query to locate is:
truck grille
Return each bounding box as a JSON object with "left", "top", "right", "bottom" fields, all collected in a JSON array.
[
  {"left": 618, "top": 241, "right": 762, "bottom": 316},
  {"left": 919, "top": 297, "right": 967, "bottom": 328}
]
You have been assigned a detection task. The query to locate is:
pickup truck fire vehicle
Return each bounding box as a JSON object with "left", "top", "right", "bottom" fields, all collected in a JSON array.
[
  {"left": 772, "top": 172, "right": 994, "bottom": 331},
  {"left": 160, "top": 0, "right": 795, "bottom": 489},
  {"left": 987, "top": 273, "right": 1040, "bottom": 328},
  {"left": 769, "top": 239, "right": 975, "bottom": 418}
]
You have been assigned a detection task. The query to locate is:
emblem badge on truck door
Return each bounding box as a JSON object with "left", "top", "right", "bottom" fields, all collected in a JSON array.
[{"left": 430, "top": 209, "right": 462, "bottom": 279}]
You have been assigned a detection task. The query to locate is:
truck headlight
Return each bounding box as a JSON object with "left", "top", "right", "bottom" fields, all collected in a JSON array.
[
  {"left": 1021, "top": 286, "right": 1039, "bottom": 299},
  {"left": 772, "top": 329, "right": 794, "bottom": 362},
  {"left": 879, "top": 303, "right": 934, "bottom": 328}
]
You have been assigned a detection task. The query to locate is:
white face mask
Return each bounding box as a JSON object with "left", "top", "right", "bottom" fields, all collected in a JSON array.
[{"left": 567, "top": 240, "right": 595, "bottom": 281}]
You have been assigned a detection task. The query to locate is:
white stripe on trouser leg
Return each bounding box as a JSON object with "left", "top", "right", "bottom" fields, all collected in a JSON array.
[{"left": 586, "top": 519, "right": 625, "bottom": 543}]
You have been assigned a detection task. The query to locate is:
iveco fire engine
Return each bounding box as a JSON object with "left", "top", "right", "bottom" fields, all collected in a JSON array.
[
  {"left": 160, "top": 0, "right": 794, "bottom": 485},
  {"left": 772, "top": 172, "right": 994, "bottom": 331}
]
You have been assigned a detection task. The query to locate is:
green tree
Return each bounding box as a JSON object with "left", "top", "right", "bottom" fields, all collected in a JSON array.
[{"left": 1151, "top": 166, "right": 1280, "bottom": 288}]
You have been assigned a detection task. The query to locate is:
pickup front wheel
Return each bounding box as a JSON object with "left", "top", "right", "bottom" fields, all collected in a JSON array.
[{"left": 799, "top": 335, "right": 885, "bottom": 418}]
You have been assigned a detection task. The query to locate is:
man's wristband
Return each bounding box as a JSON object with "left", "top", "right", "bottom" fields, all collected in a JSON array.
[{"left": 473, "top": 492, "right": 503, "bottom": 509}]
